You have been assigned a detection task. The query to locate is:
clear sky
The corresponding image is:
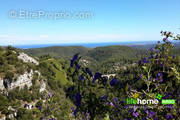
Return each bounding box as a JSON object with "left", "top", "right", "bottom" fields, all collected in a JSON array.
[{"left": 0, "top": 0, "right": 180, "bottom": 45}]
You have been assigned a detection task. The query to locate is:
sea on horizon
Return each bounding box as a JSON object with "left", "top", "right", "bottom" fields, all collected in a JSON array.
[{"left": 12, "top": 41, "right": 158, "bottom": 49}]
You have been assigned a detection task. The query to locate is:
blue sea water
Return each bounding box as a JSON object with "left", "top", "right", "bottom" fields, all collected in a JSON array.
[{"left": 13, "top": 41, "right": 158, "bottom": 49}]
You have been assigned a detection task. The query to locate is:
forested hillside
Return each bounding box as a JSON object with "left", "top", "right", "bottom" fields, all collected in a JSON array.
[
  {"left": 0, "top": 32, "right": 180, "bottom": 120},
  {"left": 0, "top": 47, "right": 73, "bottom": 120},
  {"left": 24, "top": 46, "right": 90, "bottom": 59},
  {"left": 24, "top": 43, "right": 180, "bottom": 74},
  {"left": 65, "top": 31, "right": 180, "bottom": 119},
  {"left": 24, "top": 45, "right": 149, "bottom": 73}
]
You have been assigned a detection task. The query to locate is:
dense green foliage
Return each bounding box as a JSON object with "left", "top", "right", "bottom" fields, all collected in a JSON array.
[
  {"left": 0, "top": 47, "right": 73, "bottom": 120},
  {"left": 0, "top": 31, "right": 180, "bottom": 120},
  {"left": 38, "top": 56, "right": 68, "bottom": 86},
  {"left": 66, "top": 31, "right": 180, "bottom": 120},
  {"left": 0, "top": 47, "right": 35, "bottom": 82},
  {"left": 24, "top": 45, "right": 149, "bottom": 73},
  {"left": 24, "top": 46, "right": 90, "bottom": 59},
  {"left": 24, "top": 44, "right": 180, "bottom": 74}
]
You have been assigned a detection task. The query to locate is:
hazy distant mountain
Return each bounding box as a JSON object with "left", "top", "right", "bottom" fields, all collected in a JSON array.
[
  {"left": 23, "top": 45, "right": 147, "bottom": 60},
  {"left": 23, "top": 46, "right": 91, "bottom": 59}
]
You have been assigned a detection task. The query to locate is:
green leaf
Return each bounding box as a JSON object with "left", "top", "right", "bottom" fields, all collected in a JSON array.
[{"left": 104, "top": 113, "right": 110, "bottom": 120}]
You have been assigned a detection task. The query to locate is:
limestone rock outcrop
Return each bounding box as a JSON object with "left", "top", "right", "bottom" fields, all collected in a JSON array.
[{"left": 18, "top": 52, "right": 39, "bottom": 65}]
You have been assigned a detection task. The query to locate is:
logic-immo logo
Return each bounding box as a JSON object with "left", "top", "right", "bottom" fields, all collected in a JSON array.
[{"left": 127, "top": 94, "right": 175, "bottom": 105}]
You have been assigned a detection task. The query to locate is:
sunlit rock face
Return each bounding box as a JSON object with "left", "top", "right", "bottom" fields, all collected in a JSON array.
[
  {"left": 39, "top": 80, "right": 46, "bottom": 93},
  {"left": 18, "top": 52, "right": 39, "bottom": 65},
  {"left": 0, "top": 115, "right": 6, "bottom": 120},
  {"left": 8, "top": 70, "right": 34, "bottom": 90},
  {"left": 0, "top": 71, "right": 33, "bottom": 91},
  {"left": 0, "top": 78, "right": 5, "bottom": 90},
  {"left": 34, "top": 70, "right": 46, "bottom": 93},
  {"left": 0, "top": 52, "right": 43, "bottom": 91}
]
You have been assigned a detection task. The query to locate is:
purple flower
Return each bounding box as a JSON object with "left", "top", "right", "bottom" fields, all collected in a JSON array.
[
  {"left": 85, "top": 68, "right": 93, "bottom": 77},
  {"left": 67, "top": 86, "right": 74, "bottom": 92},
  {"left": 70, "top": 54, "right": 79, "bottom": 67},
  {"left": 129, "top": 108, "right": 134, "bottom": 113},
  {"left": 110, "top": 78, "right": 119, "bottom": 86},
  {"left": 133, "top": 112, "right": 139, "bottom": 118},
  {"left": 167, "top": 41, "right": 171, "bottom": 44},
  {"left": 156, "top": 77, "right": 163, "bottom": 83},
  {"left": 76, "top": 64, "right": 80, "bottom": 69},
  {"left": 79, "top": 75, "right": 84, "bottom": 81},
  {"left": 148, "top": 77, "right": 154, "bottom": 81},
  {"left": 51, "top": 107, "right": 55, "bottom": 111},
  {"left": 166, "top": 105, "right": 173, "bottom": 109},
  {"left": 139, "top": 74, "right": 143, "bottom": 79},
  {"left": 48, "top": 91, "right": 53, "bottom": 97},
  {"left": 159, "top": 78, "right": 163, "bottom": 82},
  {"left": 46, "top": 96, "right": 49, "bottom": 100},
  {"left": 71, "top": 107, "right": 74, "bottom": 111},
  {"left": 155, "top": 83, "right": 159, "bottom": 87},
  {"left": 163, "top": 37, "right": 168, "bottom": 42},
  {"left": 142, "top": 58, "right": 149, "bottom": 63},
  {"left": 138, "top": 60, "right": 141, "bottom": 65},
  {"left": 38, "top": 106, "right": 42, "bottom": 111},
  {"left": 100, "top": 95, "right": 108, "bottom": 101},
  {"left": 150, "top": 47, "right": 155, "bottom": 52},
  {"left": 133, "top": 106, "right": 138, "bottom": 112},
  {"left": 150, "top": 54, "right": 154, "bottom": 59},
  {"left": 142, "top": 117, "right": 148, "bottom": 120},
  {"left": 73, "top": 107, "right": 79, "bottom": 116},
  {"left": 112, "top": 97, "right": 118, "bottom": 102},
  {"left": 74, "top": 93, "right": 82, "bottom": 107},
  {"left": 119, "top": 100, "right": 124, "bottom": 104},
  {"left": 110, "top": 102, "right": 114, "bottom": 107},
  {"left": 166, "top": 113, "right": 173, "bottom": 119},
  {"left": 155, "top": 53, "right": 159, "bottom": 59},
  {"left": 157, "top": 72, "right": 163, "bottom": 82},
  {"left": 148, "top": 111, "right": 155, "bottom": 118},
  {"left": 41, "top": 94, "right": 45, "bottom": 99},
  {"left": 156, "top": 60, "right": 159, "bottom": 64},
  {"left": 92, "top": 72, "right": 102, "bottom": 83},
  {"left": 161, "top": 63, "right": 164, "bottom": 68},
  {"left": 158, "top": 72, "right": 162, "bottom": 77},
  {"left": 40, "top": 117, "right": 46, "bottom": 120},
  {"left": 86, "top": 112, "right": 90, "bottom": 116},
  {"left": 72, "top": 54, "right": 78, "bottom": 61},
  {"left": 70, "top": 60, "right": 74, "bottom": 67},
  {"left": 102, "top": 77, "right": 107, "bottom": 83}
]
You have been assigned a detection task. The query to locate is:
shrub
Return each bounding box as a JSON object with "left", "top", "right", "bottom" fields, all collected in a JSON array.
[{"left": 5, "top": 71, "right": 14, "bottom": 82}]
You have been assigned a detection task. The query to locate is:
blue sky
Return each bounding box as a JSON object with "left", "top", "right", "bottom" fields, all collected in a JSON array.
[{"left": 0, "top": 0, "right": 180, "bottom": 45}]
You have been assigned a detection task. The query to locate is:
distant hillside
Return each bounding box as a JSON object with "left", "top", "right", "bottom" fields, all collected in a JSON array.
[
  {"left": 130, "top": 44, "right": 156, "bottom": 50},
  {"left": 130, "top": 41, "right": 180, "bottom": 50},
  {"left": 85, "top": 45, "right": 149, "bottom": 73},
  {"left": 24, "top": 46, "right": 90, "bottom": 59},
  {"left": 86, "top": 45, "right": 146, "bottom": 61},
  {"left": 23, "top": 44, "right": 180, "bottom": 74},
  {"left": 23, "top": 45, "right": 149, "bottom": 73},
  {"left": 24, "top": 45, "right": 147, "bottom": 60}
]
